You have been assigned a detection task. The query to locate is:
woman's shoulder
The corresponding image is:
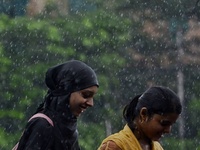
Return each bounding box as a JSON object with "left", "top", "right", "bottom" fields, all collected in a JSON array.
[
  {"left": 28, "top": 113, "right": 54, "bottom": 126},
  {"left": 98, "top": 140, "right": 122, "bottom": 150},
  {"left": 26, "top": 115, "right": 54, "bottom": 132},
  {"left": 152, "top": 141, "right": 164, "bottom": 150},
  {"left": 16, "top": 116, "right": 54, "bottom": 149}
]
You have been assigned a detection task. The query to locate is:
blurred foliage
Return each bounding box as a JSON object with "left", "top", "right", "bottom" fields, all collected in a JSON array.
[
  {"left": 0, "top": 0, "right": 200, "bottom": 150},
  {"left": 0, "top": 8, "right": 132, "bottom": 150},
  {"left": 0, "top": 0, "right": 28, "bottom": 17}
]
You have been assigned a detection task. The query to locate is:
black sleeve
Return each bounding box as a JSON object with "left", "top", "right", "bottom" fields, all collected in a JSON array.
[{"left": 17, "top": 117, "right": 54, "bottom": 150}]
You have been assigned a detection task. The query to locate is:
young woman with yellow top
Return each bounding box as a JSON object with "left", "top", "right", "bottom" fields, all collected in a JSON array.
[{"left": 98, "top": 86, "right": 182, "bottom": 150}]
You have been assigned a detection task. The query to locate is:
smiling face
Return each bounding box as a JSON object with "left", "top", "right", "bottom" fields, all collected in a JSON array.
[
  {"left": 139, "top": 110, "right": 179, "bottom": 141},
  {"left": 69, "top": 86, "right": 98, "bottom": 117}
]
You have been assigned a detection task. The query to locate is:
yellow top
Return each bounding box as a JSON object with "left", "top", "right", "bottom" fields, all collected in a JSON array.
[{"left": 98, "top": 124, "right": 164, "bottom": 150}]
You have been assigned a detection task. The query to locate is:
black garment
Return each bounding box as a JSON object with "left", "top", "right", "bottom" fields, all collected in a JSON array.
[
  {"left": 17, "top": 117, "right": 54, "bottom": 150},
  {"left": 17, "top": 109, "right": 80, "bottom": 150},
  {"left": 16, "top": 60, "right": 99, "bottom": 150}
]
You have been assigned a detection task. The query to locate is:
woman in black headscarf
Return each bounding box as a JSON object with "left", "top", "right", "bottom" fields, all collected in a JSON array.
[{"left": 15, "top": 60, "right": 99, "bottom": 150}]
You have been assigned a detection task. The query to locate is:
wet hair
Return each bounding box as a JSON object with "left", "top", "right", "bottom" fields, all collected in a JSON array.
[{"left": 123, "top": 86, "right": 182, "bottom": 125}]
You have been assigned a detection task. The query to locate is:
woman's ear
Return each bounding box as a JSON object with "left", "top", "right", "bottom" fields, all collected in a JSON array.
[{"left": 139, "top": 107, "right": 148, "bottom": 123}]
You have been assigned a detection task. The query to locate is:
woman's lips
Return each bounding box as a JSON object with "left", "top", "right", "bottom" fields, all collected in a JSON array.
[{"left": 79, "top": 106, "right": 87, "bottom": 113}]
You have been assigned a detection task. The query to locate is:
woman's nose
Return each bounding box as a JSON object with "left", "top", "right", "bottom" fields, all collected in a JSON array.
[
  {"left": 164, "top": 126, "right": 172, "bottom": 133},
  {"left": 85, "top": 98, "right": 94, "bottom": 107}
]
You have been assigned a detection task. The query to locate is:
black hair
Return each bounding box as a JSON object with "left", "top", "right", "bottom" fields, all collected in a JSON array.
[{"left": 123, "top": 86, "right": 182, "bottom": 125}]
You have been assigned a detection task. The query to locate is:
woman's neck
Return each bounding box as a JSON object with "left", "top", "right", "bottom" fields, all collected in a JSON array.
[
  {"left": 138, "top": 138, "right": 152, "bottom": 150},
  {"left": 130, "top": 121, "right": 152, "bottom": 150}
]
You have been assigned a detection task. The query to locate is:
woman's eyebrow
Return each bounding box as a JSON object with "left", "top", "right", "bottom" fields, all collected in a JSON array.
[
  {"left": 82, "top": 90, "right": 93, "bottom": 93},
  {"left": 82, "top": 89, "right": 97, "bottom": 94},
  {"left": 161, "top": 119, "right": 176, "bottom": 125}
]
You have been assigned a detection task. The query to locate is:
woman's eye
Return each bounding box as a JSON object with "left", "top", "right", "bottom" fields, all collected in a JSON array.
[
  {"left": 81, "top": 92, "right": 93, "bottom": 99},
  {"left": 82, "top": 95, "right": 90, "bottom": 99},
  {"left": 160, "top": 120, "right": 171, "bottom": 126}
]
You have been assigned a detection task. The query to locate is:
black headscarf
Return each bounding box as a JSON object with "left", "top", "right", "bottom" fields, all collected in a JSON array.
[
  {"left": 37, "top": 60, "right": 99, "bottom": 150},
  {"left": 45, "top": 60, "right": 99, "bottom": 96}
]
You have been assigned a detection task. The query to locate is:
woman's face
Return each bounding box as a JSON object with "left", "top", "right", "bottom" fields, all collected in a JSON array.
[
  {"left": 140, "top": 112, "right": 179, "bottom": 141},
  {"left": 69, "top": 86, "right": 98, "bottom": 117}
]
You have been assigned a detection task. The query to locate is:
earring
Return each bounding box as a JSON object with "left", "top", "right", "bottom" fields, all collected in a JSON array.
[
  {"left": 134, "top": 124, "right": 142, "bottom": 139},
  {"left": 140, "top": 118, "right": 145, "bottom": 124}
]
